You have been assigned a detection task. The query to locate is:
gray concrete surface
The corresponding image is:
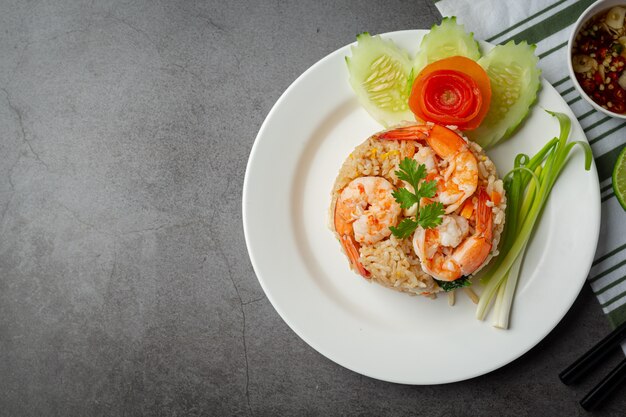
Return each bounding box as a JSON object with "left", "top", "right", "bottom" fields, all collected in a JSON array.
[{"left": 0, "top": 0, "right": 624, "bottom": 416}]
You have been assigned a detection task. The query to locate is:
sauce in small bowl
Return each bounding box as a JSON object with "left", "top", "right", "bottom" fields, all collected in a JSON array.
[{"left": 569, "top": 1, "right": 626, "bottom": 118}]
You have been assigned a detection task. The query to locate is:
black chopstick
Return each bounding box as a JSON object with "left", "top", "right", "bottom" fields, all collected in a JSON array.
[
  {"left": 580, "top": 358, "right": 626, "bottom": 411},
  {"left": 559, "top": 320, "right": 626, "bottom": 385}
]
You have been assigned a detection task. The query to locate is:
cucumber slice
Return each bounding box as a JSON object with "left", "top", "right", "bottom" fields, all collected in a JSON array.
[
  {"left": 467, "top": 41, "right": 541, "bottom": 149},
  {"left": 345, "top": 33, "right": 414, "bottom": 127},
  {"left": 413, "top": 17, "right": 481, "bottom": 75}
]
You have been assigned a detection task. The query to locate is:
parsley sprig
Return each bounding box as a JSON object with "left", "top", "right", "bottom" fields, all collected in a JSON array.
[{"left": 389, "top": 158, "right": 444, "bottom": 239}]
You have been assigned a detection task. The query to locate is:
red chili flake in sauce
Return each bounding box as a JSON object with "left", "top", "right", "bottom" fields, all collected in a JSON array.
[{"left": 572, "top": 7, "right": 626, "bottom": 113}]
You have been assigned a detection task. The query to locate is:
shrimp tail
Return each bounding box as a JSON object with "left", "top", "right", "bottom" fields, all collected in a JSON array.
[
  {"left": 377, "top": 125, "right": 432, "bottom": 141},
  {"left": 476, "top": 188, "right": 493, "bottom": 240},
  {"left": 341, "top": 234, "right": 370, "bottom": 278},
  {"left": 378, "top": 123, "right": 467, "bottom": 155},
  {"left": 452, "top": 188, "right": 493, "bottom": 276},
  {"left": 334, "top": 197, "right": 370, "bottom": 279}
]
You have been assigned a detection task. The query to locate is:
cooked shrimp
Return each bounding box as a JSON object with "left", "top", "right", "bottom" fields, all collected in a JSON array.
[
  {"left": 379, "top": 124, "right": 478, "bottom": 214},
  {"left": 412, "top": 188, "right": 493, "bottom": 281},
  {"left": 414, "top": 145, "right": 438, "bottom": 174},
  {"left": 334, "top": 176, "right": 401, "bottom": 277},
  {"left": 439, "top": 150, "right": 478, "bottom": 213}
]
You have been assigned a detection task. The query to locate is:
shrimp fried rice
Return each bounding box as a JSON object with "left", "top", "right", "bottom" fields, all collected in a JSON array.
[{"left": 330, "top": 124, "right": 507, "bottom": 297}]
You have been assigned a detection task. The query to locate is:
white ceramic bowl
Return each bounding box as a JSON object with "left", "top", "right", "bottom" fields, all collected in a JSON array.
[{"left": 568, "top": 0, "right": 626, "bottom": 118}]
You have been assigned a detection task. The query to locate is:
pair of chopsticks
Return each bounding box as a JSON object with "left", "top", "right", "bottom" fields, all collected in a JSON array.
[{"left": 559, "top": 320, "right": 626, "bottom": 411}]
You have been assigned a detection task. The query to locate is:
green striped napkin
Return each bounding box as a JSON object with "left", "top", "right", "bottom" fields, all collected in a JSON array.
[{"left": 434, "top": 0, "right": 626, "bottom": 330}]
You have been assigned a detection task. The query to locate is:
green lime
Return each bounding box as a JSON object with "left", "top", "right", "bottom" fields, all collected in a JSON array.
[{"left": 613, "top": 145, "right": 626, "bottom": 211}]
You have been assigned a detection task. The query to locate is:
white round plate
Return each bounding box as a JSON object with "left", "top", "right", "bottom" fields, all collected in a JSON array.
[{"left": 242, "top": 30, "right": 601, "bottom": 385}]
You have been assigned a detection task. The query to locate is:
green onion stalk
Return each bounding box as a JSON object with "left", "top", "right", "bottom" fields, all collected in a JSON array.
[{"left": 475, "top": 111, "right": 593, "bottom": 328}]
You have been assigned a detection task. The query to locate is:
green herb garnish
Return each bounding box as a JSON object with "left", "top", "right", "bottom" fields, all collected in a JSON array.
[
  {"left": 434, "top": 277, "right": 471, "bottom": 292},
  {"left": 389, "top": 158, "right": 444, "bottom": 239}
]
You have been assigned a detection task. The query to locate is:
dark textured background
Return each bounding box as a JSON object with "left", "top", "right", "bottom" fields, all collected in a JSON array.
[{"left": 0, "top": 0, "right": 624, "bottom": 415}]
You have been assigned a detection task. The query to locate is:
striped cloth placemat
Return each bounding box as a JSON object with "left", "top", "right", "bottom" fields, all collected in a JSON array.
[{"left": 434, "top": 0, "right": 626, "bottom": 329}]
